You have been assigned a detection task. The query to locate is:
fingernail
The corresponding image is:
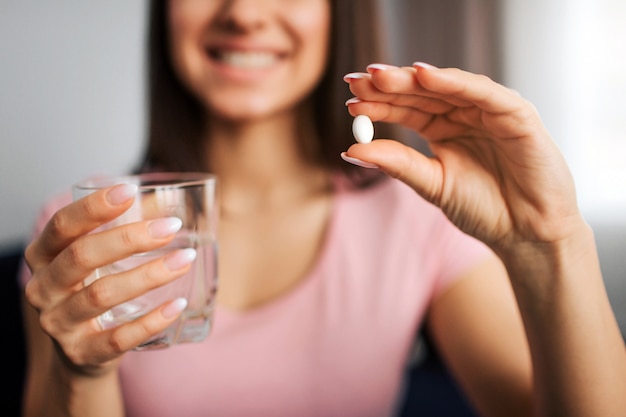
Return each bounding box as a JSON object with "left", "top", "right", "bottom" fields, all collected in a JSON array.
[
  {"left": 162, "top": 297, "right": 187, "bottom": 319},
  {"left": 340, "top": 152, "right": 379, "bottom": 169},
  {"left": 366, "top": 63, "right": 397, "bottom": 72},
  {"left": 147, "top": 217, "right": 182, "bottom": 238},
  {"left": 107, "top": 184, "right": 138, "bottom": 205},
  {"left": 164, "top": 248, "right": 197, "bottom": 271},
  {"left": 343, "top": 72, "right": 369, "bottom": 82},
  {"left": 413, "top": 62, "right": 438, "bottom": 70},
  {"left": 345, "top": 97, "right": 362, "bottom": 106}
]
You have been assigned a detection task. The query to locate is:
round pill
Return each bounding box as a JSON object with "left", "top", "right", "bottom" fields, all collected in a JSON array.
[{"left": 352, "top": 115, "right": 374, "bottom": 144}]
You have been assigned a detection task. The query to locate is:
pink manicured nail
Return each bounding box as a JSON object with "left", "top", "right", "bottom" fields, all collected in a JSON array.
[
  {"left": 107, "top": 184, "right": 138, "bottom": 205},
  {"left": 147, "top": 217, "right": 182, "bottom": 238},
  {"left": 343, "top": 72, "right": 369, "bottom": 82},
  {"left": 164, "top": 248, "right": 197, "bottom": 271},
  {"left": 162, "top": 297, "right": 187, "bottom": 318},
  {"left": 413, "top": 62, "right": 438, "bottom": 70},
  {"left": 366, "top": 63, "right": 397, "bottom": 72},
  {"left": 340, "top": 152, "right": 379, "bottom": 169},
  {"left": 345, "top": 97, "right": 362, "bottom": 106}
]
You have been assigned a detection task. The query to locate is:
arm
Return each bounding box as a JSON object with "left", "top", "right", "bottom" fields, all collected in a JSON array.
[
  {"left": 21, "top": 185, "right": 191, "bottom": 417},
  {"left": 343, "top": 63, "right": 626, "bottom": 417},
  {"left": 426, "top": 256, "right": 533, "bottom": 417},
  {"left": 21, "top": 300, "right": 124, "bottom": 417},
  {"left": 498, "top": 222, "right": 623, "bottom": 417}
]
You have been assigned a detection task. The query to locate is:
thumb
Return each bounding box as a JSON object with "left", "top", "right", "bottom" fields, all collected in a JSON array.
[{"left": 343, "top": 139, "right": 443, "bottom": 206}]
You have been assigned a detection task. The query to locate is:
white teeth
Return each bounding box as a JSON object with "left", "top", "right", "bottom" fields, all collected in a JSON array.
[{"left": 218, "top": 51, "right": 278, "bottom": 69}]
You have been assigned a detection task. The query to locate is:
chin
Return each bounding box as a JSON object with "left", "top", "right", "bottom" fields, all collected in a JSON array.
[
  {"left": 204, "top": 95, "right": 297, "bottom": 123},
  {"left": 207, "top": 105, "right": 272, "bottom": 123}
]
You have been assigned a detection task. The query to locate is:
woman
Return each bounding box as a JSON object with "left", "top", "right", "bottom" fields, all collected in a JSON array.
[{"left": 21, "top": 1, "right": 626, "bottom": 416}]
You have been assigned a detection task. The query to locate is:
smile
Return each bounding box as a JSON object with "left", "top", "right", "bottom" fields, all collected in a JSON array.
[{"left": 209, "top": 49, "right": 281, "bottom": 70}]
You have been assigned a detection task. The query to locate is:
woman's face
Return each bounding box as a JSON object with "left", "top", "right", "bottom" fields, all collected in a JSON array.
[{"left": 168, "top": 0, "right": 331, "bottom": 122}]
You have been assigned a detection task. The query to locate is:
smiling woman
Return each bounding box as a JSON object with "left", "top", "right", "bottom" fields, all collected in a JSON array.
[
  {"left": 15, "top": 1, "right": 626, "bottom": 417},
  {"left": 166, "top": 0, "right": 330, "bottom": 120},
  {"left": 143, "top": 0, "right": 397, "bottom": 176}
]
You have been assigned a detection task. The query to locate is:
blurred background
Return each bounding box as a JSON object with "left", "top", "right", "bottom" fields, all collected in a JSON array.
[{"left": 1, "top": 0, "right": 624, "bottom": 332}]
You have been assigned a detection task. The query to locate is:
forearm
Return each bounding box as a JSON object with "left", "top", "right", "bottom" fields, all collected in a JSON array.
[
  {"left": 24, "top": 358, "right": 124, "bottom": 417},
  {"left": 498, "top": 223, "right": 626, "bottom": 417},
  {"left": 22, "top": 302, "right": 125, "bottom": 417}
]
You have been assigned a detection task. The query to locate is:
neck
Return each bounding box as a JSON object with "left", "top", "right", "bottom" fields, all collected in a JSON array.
[{"left": 205, "top": 106, "right": 330, "bottom": 216}]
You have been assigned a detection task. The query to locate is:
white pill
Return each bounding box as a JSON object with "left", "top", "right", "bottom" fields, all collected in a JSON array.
[{"left": 352, "top": 115, "right": 374, "bottom": 144}]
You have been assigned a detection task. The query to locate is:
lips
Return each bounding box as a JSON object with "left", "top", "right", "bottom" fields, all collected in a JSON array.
[{"left": 207, "top": 48, "right": 282, "bottom": 70}]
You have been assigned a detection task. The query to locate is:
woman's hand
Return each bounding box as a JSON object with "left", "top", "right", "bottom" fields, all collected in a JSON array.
[
  {"left": 23, "top": 184, "right": 191, "bottom": 377},
  {"left": 344, "top": 63, "right": 626, "bottom": 417},
  {"left": 343, "top": 63, "right": 584, "bottom": 253}
]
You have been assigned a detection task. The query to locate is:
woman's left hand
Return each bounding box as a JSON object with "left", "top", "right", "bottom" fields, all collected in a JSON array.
[{"left": 343, "top": 63, "right": 583, "bottom": 253}]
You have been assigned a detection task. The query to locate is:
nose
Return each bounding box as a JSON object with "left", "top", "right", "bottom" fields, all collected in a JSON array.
[{"left": 215, "top": 0, "right": 272, "bottom": 32}]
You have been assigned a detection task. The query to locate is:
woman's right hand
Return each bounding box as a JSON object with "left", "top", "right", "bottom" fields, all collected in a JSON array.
[{"left": 23, "top": 184, "right": 192, "bottom": 377}]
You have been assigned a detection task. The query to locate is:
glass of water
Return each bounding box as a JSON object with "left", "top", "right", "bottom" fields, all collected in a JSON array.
[{"left": 72, "top": 172, "right": 219, "bottom": 350}]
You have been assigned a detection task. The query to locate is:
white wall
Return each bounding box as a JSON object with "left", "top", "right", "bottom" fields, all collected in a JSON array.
[
  {"left": 0, "top": 1, "right": 148, "bottom": 249},
  {"left": 501, "top": 0, "right": 626, "bottom": 223}
]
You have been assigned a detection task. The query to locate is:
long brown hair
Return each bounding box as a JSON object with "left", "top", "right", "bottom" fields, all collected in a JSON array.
[{"left": 140, "top": 0, "right": 396, "bottom": 187}]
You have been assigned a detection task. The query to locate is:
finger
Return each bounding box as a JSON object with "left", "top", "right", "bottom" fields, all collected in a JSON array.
[
  {"left": 344, "top": 139, "right": 444, "bottom": 206},
  {"left": 366, "top": 64, "right": 474, "bottom": 108},
  {"left": 346, "top": 71, "right": 461, "bottom": 114},
  {"left": 411, "top": 63, "right": 526, "bottom": 114},
  {"left": 48, "top": 217, "right": 184, "bottom": 289},
  {"left": 68, "top": 248, "right": 196, "bottom": 321},
  {"left": 409, "top": 65, "right": 547, "bottom": 140},
  {"left": 61, "top": 298, "right": 188, "bottom": 365},
  {"left": 347, "top": 98, "right": 487, "bottom": 143},
  {"left": 352, "top": 64, "right": 546, "bottom": 141},
  {"left": 100, "top": 298, "right": 188, "bottom": 358},
  {"left": 347, "top": 99, "right": 433, "bottom": 126},
  {"left": 26, "top": 184, "right": 138, "bottom": 270},
  {"left": 346, "top": 100, "right": 477, "bottom": 141}
]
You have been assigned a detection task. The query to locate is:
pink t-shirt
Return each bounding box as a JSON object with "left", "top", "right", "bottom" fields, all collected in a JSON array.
[{"left": 21, "top": 175, "right": 493, "bottom": 417}]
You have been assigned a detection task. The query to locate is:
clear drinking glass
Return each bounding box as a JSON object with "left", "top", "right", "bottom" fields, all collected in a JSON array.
[{"left": 72, "top": 172, "right": 219, "bottom": 350}]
